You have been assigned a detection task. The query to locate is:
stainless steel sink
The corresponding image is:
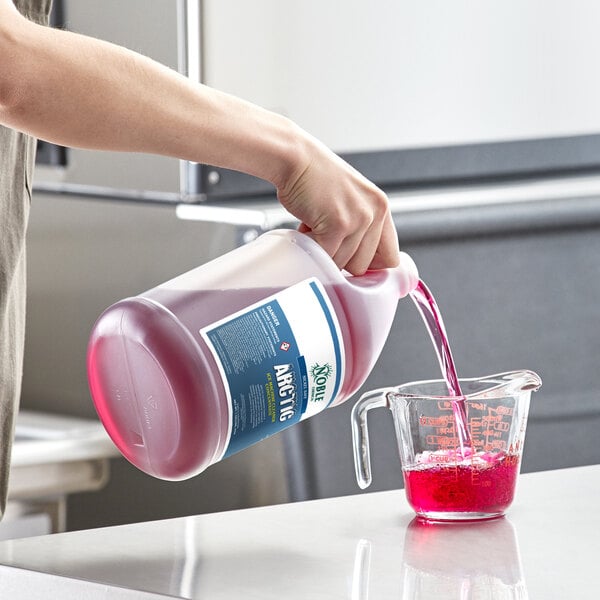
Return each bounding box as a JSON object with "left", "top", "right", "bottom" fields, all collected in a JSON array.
[{"left": 1, "top": 411, "right": 118, "bottom": 539}]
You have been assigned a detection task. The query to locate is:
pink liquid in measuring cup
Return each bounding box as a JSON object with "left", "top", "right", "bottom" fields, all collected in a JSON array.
[{"left": 404, "top": 452, "right": 520, "bottom": 517}]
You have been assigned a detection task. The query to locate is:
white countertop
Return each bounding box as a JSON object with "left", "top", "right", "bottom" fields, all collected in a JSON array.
[{"left": 0, "top": 464, "right": 598, "bottom": 599}]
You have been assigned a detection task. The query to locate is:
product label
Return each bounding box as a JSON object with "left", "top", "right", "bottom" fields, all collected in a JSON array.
[{"left": 200, "top": 278, "right": 344, "bottom": 459}]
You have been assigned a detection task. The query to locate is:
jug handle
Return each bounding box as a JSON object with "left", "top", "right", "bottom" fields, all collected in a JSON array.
[{"left": 351, "top": 388, "right": 394, "bottom": 489}]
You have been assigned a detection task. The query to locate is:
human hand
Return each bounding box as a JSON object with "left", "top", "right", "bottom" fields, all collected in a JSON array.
[{"left": 276, "top": 132, "right": 400, "bottom": 276}]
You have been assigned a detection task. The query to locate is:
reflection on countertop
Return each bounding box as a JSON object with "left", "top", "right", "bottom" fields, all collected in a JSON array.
[{"left": 400, "top": 517, "right": 525, "bottom": 599}]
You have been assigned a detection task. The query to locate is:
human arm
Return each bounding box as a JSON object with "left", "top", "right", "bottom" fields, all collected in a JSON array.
[{"left": 0, "top": 1, "right": 399, "bottom": 274}]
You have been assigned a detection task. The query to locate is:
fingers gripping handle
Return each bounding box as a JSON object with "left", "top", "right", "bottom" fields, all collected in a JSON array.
[{"left": 351, "top": 389, "right": 392, "bottom": 489}]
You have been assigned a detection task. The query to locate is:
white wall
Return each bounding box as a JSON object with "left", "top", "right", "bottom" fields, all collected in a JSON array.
[{"left": 203, "top": 0, "right": 600, "bottom": 152}]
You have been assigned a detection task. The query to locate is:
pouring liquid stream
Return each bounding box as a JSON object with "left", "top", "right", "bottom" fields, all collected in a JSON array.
[{"left": 409, "top": 280, "right": 472, "bottom": 452}]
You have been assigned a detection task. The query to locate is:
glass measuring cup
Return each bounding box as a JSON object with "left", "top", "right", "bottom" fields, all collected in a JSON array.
[{"left": 352, "top": 370, "right": 542, "bottom": 521}]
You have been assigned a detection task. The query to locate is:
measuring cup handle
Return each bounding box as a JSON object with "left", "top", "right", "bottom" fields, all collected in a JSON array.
[{"left": 351, "top": 388, "right": 393, "bottom": 489}]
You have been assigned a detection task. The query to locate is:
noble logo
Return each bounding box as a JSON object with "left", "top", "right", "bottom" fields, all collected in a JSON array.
[{"left": 310, "top": 363, "right": 334, "bottom": 403}]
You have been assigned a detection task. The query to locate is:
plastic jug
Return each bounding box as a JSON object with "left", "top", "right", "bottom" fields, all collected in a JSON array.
[{"left": 87, "top": 229, "right": 418, "bottom": 480}]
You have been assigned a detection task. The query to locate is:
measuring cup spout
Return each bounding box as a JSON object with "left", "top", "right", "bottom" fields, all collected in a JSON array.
[
  {"left": 351, "top": 388, "right": 394, "bottom": 489},
  {"left": 476, "top": 370, "right": 543, "bottom": 396},
  {"left": 510, "top": 369, "right": 542, "bottom": 393}
]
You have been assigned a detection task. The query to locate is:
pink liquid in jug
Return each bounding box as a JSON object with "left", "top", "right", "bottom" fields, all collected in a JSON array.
[{"left": 88, "top": 267, "right": 405, "bottom": 480}]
